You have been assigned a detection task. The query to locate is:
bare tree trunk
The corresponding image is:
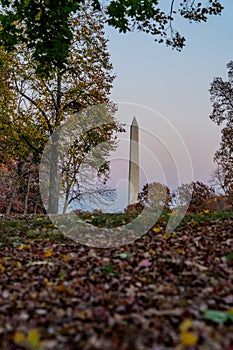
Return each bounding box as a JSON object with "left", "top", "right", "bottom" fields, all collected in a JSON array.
[
  {"left": 24, "top": 172, "right": 32, "bottom": 215},
  {"left": 62, "top": 180, "right": 73, "bottom": 214},
  {"left": 6, "top": 186, "right": 17, "bottom": 215},
  {"left": 34, "top": 200, "right": 38, "bottom": 214},
  {"left": 47, "top": 72, "right": 62, "bottom": 214},
  {"left": 62, "top": 195, "right": 69, "bottom": 214},
  {"left": 47, "top": 134, "right": 59, "bottom": 214}
]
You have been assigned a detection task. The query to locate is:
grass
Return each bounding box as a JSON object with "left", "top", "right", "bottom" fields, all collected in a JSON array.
[{"left": 0, "top": 211, "right": 232, "bottom": 247}]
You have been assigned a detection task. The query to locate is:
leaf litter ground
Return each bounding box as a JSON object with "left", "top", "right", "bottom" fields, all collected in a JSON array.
[{"left": 0, "top": 213, "right": 232, "bottom": 350}]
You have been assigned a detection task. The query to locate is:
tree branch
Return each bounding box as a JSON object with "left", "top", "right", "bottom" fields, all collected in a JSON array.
[{"left": 13, "top": 73, "right": 53, "bottom": 134}]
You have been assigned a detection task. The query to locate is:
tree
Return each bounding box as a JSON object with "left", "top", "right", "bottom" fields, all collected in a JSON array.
[
  {"left": 209, "top": 164, "right": 226, "bottom": 195},
  {"left": 173, "top": 181, "right": 215, "bottom": 213},
  {"left": 209, "top": 61, "right": 233, "bottom": 203},
  {"left": 172, "top": 182, "right": 193, "bottom": 209},
  {"left": 0, "top": 49, "right": 21, "bottom": 163},
  {"left": 51, "top": 106, "right": 122, "bottom": 214},
  {"left": 138, "top": 182, "right": 172, "bottom": 213},
  {"left": 0, "top": 1, "right": 123, "bottom": 214},
  {"left": 0, "top": 160, "right": 20, "bottom": 214},
  {"left": 0, "top": 49, "right": 42, "bottom": 214},
  {"left": 0, "top": 1, "right": 223, "bottom": 76},
  {"left": 190, "top": 181, "right": 215, "bottom": 213}
]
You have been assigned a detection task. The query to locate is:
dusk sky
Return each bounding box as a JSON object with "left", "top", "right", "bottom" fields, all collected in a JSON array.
[{"left": 100, "top": 0, "right": 233, "bottom": 211}]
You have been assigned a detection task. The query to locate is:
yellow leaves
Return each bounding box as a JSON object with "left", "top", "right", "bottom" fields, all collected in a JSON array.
[
  {"left": 27, "top": 328, "right": 41, "bottom": 348},
  {"left": 13, "top": 328, "right": 43, "bottom": 350},
  {"left": 16, "top": 261, "right": 22, "bottom": 268},
  {"left": 179, "top": 319, "right": 198, "bottom": 347},
  {"left": 176, "top": 248, "right": 184, "bottom": 254},
  {"left": 62, "top": 254, "right": 69, "bottom": 261},
  {"left": 180, "top": 319, "right": 192, "bottom": 332},
  {"left": 163, "top": 233, "right": 172, "bottom": 239},
  {"left": 17, "top": 244, "right": 31, "bottom": 250},
  {"left": 152, "top": 227, "right": 161, "bottom": 233},
  {"left": 0, "top": 264, "right": 6, "bottom": 272},
  {"left": 203, "top": 210, "right": 209, "bottom": 214},
  {"left": 180, "top": 332, "right": 198, "bottom": 346},
  {"left": 149, "top": 248, "right": 156, "bottom": 255},
  {"left": 13, "top": 332, "right": 25, "bottom": 343}
]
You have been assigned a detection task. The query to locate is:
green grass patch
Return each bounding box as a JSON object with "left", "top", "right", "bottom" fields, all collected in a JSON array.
[{"left": 0, "top": 211, "right": 232, "bottom": 247}]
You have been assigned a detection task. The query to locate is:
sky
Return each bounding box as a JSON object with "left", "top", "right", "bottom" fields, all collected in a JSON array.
[{"left": 96, "top": 0, "right": 233, "bottom": 211}]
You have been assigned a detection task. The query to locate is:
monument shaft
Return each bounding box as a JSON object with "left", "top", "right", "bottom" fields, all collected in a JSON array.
[{"left": 128, "top": 117, "right": 139, "bottom": 204}]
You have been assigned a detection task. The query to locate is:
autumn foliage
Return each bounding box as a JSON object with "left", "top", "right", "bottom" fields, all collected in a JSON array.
[{"left": 0, "top": 159, "right": 44, "bottom": 215}]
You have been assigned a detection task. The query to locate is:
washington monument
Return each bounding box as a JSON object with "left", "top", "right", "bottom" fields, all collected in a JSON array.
[{"left": 128, "top": 117, "right": 139, "bottom": 204}]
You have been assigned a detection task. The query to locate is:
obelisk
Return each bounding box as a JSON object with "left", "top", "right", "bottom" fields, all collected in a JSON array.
[{"left": 128, "top": 117, "right": 139, "bottom": 204}]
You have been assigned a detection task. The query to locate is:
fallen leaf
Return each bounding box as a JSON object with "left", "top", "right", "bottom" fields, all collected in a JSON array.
[
  {"left": 138, "top": 259, "right": 151, "bottom": 267},
  {"left": 13, "top": 331, "right": 25, "bottom": 344},
  {"left": 204, "top": 310, "right": 233, "bottom": 323},
  {"left": 17, "top": 244, "right": 31, "bottom": 250},
  {"left": 62, "top": 254, "right": 69, "bottom": 261},
  {"left": 27, "top": 328, "right": 41, "bottom": 347},
  {"left": 152, "top": 227, "right": 161, "bottom": 233},
  {"left": 0, "top": 264, "right": 6, "bottom": 272},
  {"left": 179, "top": 319, "right": 192, "bottom": 332},
  {"left": 44, "top": 249, "right": 53, "bottom": 257},
  {"left": 55, "top": 283, "right": 69, "bottom": 292},
  {"left": 180, "top": 331, "right": 198, "bottom": 346},
  {"left": 27, "top": 261, "right": 49, "bottom": 266},
  {"left": 113, "top": 253, "right": 133, "bottom": 259}
]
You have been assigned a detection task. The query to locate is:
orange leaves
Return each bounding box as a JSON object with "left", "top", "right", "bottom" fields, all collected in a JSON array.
[
  {"left": 55, "top": 283, "right": 69, "bottom": 293},
  {"left": 44, "top": 278, "right": 53, "bottom": 287},
  {"left": 43, "top": 250, "right": 69, "bottom": 260},
  {"left": 175, "top": 246, "right": 184, "bottom": 253},
  {"left": 43, "top": 249, "right": 53, "bottom": 257}
]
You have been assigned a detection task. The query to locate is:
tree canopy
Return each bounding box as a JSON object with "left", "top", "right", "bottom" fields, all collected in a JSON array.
[
  {"left": 0, "top": 0, "right": 124, "bottom": 214},
  {"left": 138, "top": 182, "right": 172, "bottom": 213},
  {"left": 0, "top": 0, "right": 223, "bottom": 76}
]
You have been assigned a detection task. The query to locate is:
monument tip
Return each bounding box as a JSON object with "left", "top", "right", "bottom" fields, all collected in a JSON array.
[{"left": 132, "top": 116, "right": 138, "bottom": 126}]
